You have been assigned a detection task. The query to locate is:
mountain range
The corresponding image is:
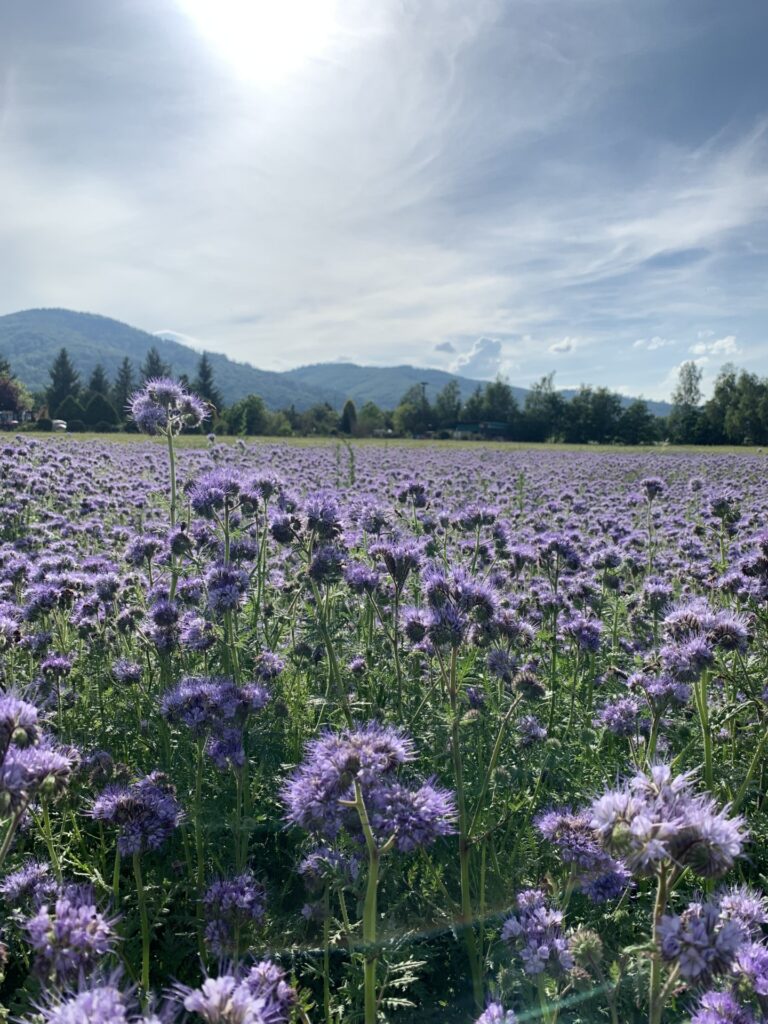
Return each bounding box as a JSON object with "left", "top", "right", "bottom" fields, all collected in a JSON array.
[{"left": 0, "top": 308, "right": 672, "bottom": 415}]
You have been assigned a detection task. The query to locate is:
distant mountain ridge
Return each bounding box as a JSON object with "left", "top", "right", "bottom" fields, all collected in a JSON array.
[{"left": 0, "top": 308, "right": 671, "bottom": 415}]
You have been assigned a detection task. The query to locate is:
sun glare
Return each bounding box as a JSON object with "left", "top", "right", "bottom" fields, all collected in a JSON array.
[{"left": 176, "top": 0, "right": 338, "bottom": 85}]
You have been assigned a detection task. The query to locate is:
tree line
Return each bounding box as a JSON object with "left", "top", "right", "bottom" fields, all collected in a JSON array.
[{"left": 0, "top": 346, "right": 766, "bottom": 445}]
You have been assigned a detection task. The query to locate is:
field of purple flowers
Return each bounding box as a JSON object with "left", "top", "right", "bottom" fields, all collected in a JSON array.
[{"left": 1, "top": 379, "right": 768, "bottom": 1024}]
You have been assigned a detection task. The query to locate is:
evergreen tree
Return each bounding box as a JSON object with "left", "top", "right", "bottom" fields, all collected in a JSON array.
[
  {"left": 55, "top": 394, "right": 85, "bottom": 425},
  {"left": 339, "top": 399, "right": 358, "bottom": 435},
  {"left": 87, "top": 364, "right": 110, "bottom": 396},
  {"left": 83, "top": 392, "right": 119, "bottom": 428},
  {"left": 0, "top": 354, "right": 11, "bottom": 378},
  {"left": 112, "top": 358, "right": 136, "bottom": 417},
  {"left": 193, "top": 353, "right": 223, "bottom": 410},
  {"left": 140, "top": 346, "right": 171, "bottom": 382},
  {"left": 46, "top": 348, "right": 81, "bottom": 417}
]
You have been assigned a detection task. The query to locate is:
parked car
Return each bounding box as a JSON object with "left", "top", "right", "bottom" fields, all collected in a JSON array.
[{"left": 52, "top": 419, "right": 67, "bottom": 432}]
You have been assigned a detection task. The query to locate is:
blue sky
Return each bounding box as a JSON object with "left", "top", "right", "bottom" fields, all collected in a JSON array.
[{"left": 1, "top": 0, "right": 767, "bottom": 398}]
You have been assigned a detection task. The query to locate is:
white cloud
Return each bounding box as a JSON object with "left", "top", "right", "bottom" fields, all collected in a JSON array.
[
  {"left": 451, "top": 336, "right": 503, "bottom": 378},
  {"left": 633, "top": 336, "right": 675, "bottom": 351},
  {"left": 689, "top": 335, "right": 740, "bottom": 357}
]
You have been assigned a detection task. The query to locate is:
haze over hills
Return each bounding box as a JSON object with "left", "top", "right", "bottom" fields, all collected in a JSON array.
[{"left": 0, "top": 308, "right": 672, "bottom": 415}]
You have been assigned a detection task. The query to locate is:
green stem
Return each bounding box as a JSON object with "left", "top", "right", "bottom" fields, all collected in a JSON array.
[
  {"left": 695, "top": 671, "right": 713, "bottom": 790},
  {"left": 354, "top": 783, "right": 381, "bottom": 1024},
  {"left": 323, "top": 884, "right": 332, "bottom": 1024},
  {"left": 40, "top": 801, "right": 63, "bottom": 882},
  {"left": 133, "top": 852, "right": 151, "bottom": 993},
  {"left": 733, "top": 726, "right": 768, "bottom": 811},
  {"left": 0, "top": 808, "right": 24, "bottom": 871},
  {"left": 648, "top": 866, "right": 669, "bottom": 1024},
  {"left": 448, "top": 648, "right": 483, "bottom": 1010}
]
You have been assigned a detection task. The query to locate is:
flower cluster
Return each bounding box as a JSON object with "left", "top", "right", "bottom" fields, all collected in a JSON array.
[
  {"left": 590, "top": 764, "right": 746, "bottom": 878},
  {"left": 0, "top": 693, "right": 76, "bottom": 823},
  {"left": 91, "top": 771, "right": 183, "bottom": 855},
  {"left": 129, "top": 377, "right": 207, "bottom": 435},
  {"left": 282, "top": 722, "right": 456, "bottom": 852},
  {"left": 161, "top": 676, "right": 270, "bottom": 770},
  {"left": 179, "top": 961, "right": 296, "bottom": 1024},
  {"left": 25, "top": 886, "right": 116, "bottom": 981},
  {"left": 535, "top": 807, "right": 631, "bottom": 901},
  {"left": 203, "top": 870, "right": 267, "bottom": 956},
  {"left": 501, "top": 889, "right": 574, "bottom": 976}
]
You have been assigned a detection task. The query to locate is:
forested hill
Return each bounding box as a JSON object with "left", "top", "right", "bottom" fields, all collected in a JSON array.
[{"left": 0, "top": 308, "right": 671, "bottom": 414}]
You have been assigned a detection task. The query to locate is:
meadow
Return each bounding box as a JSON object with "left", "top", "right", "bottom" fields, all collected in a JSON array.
[{"left": 1, "top": 380, "right": 767, "bottom": 1024}]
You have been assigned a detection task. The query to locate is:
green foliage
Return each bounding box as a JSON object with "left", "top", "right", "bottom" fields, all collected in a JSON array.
[
  {"left": 193, "top": 352, "right": 223, "bottom": 411},
  {"left": 339, "top": 399, "right": 358, "bottom": 435},
  {"left": 141, "top": 345, "right": 172, "bottom": 382},
  {"left": 111, "top": 357, "right": 136, "bottom": 419},
  {"left": 51, "top": 390, "right": 84, "bottom": 423},
  {"left": 87, "top": 363, "right": 110, "bottom": 396},
  {"left": 46, "top": 347, "right": 81, "bottom": 415},
  {"left": 83, "top": 391, "right": 119, "bottom": 427}
]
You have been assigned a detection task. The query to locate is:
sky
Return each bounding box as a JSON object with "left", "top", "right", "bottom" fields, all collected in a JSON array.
[{"left": 1, "top": 0, "right": 768, "bottom": 400}]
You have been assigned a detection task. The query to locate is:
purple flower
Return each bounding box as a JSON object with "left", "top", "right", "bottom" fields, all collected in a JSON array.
[
  {"left": 203, "top": 870, "right": 266, "bottom": 956},
  {"left": 188, "top": 467, "right": 244, "bottom": 518},
  {"left": 641, "top": 477, "right": 666, "bottom": 501},
  {"left": 0, "top": 693, "right": 40, "bottom": 755},
  {"left": 590, "top": 764, "right": 746, "bottom": 878},
  {"left": 298, "top": 846, "right": 360, "bottom": 890},
  {"left": 112, "top": 659, "right": 143, "bottom": 685},
  {"left": 735, "top": 941, "right": 768, "bottom": 998},
  {"left": 304, "top": 494, "right": 342, "bottom": 539},
  {"left": 178, "top": 961, "right": 296, "bottom": 1024},
  {"left": 129, "top": 377, "right": 206, "bottom": 435},
  {"left": 29, "top": 982, "right": 159, "bottom": 1024},
  {"left": 282, "top": 722, "right": 455, "bottom": 850},
  {"left": 501, "top": 889, "right": 574, "bottom": 977},
  {"left": 25, "top": 886, "right": 116, "bottom": 981},
  {"left": 369, "top": 540, "right": 422, "bottom": 591},
  {"left": 718, "top": 885, "right": 768, "bottom": 938},
  {"left": 206, "top": 563, "right": 249, "bottom": 614},
  {"left": 690, "top": 991, "right": 756, "bottom": 1024},
  {"left": 0, "top": 859, "right": 58, "bottom": 910},
  {"left": 1, "top": 743, "right": 76, "bottom": 814},
  {"left": 594, "top": 697, "right": 650, "bottom": 737},
  {"left": 518, "top": 715, "right": 547, "bottom": 745},
  {"left": 91, "top": 771, "right": 183, "bottom": 856},
  {"left": 535, "top": 807, "right": 630, "bottom": 902},
  {"left": 658, "top": 900, "right": 745, "bottom": 981},
  {"left": 475, "top": 1003, "right": 517, "bottom": 1024}
]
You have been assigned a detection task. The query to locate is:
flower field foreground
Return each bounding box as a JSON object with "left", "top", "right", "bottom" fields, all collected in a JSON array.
[{"left": 1, "top": 395, "right": 768, "bottom": 1023}]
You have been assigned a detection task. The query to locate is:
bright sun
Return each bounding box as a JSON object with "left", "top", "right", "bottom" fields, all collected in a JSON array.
[{"left": 176, "top": 0, "right": 338, "bottom": 85}]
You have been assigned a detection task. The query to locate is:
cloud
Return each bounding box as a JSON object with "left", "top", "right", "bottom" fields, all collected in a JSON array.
[
  {"left": 451, "top": 337, "right": 503, "bottom": 378},
  {"left": 548, "top": 337, "right": 578, "bottom": 354},
  {"left": 689, "top": 335, "right": 741, "bottom": 357},
  {"left": 1, "top": 0, "right": 768, "bottom": 399},
  {"left": 633, "top": 337, "right": 675, "bottom": 351}
]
